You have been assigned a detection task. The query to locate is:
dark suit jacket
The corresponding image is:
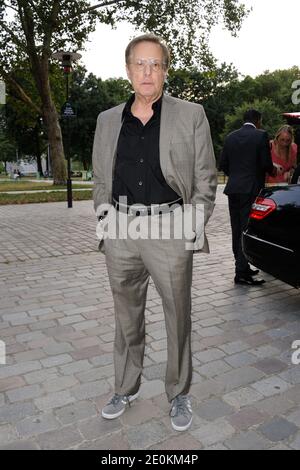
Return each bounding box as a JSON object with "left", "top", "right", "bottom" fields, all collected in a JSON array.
[
  {"left": 291, "top": 164, "right": 300, "bottom": 184},
  {"left": 219, "top": 124, "right": 274, "bottom": 196}
]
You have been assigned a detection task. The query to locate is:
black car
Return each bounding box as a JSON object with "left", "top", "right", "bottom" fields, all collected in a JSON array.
[{"left": 242, "top": 185, "right": 300, "bottom": 288}]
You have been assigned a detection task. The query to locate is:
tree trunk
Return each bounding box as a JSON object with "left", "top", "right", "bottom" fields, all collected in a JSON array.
[
  {"left": 36, "top": 152, "right": 43, "bottom": 177},
  {"left": 32, "top": 57, "right": 67, "bottom": 185},
  {"left": 42, "top": 102, "right": 66, "bottom": 184}
]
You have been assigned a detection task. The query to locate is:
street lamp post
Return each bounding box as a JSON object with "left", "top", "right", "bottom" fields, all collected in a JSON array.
[{"left": 52, "top": 51, "right": 81, "bottom": 208}]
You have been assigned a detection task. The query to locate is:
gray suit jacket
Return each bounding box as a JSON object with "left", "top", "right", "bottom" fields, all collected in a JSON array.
[{"left": 92, "top": 93, "right": 217, "bottom": 252}]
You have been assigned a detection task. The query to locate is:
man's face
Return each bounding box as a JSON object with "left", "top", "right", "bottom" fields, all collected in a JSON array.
[{"left": 126, "top": 41, "right": 167, "bottom": 100}]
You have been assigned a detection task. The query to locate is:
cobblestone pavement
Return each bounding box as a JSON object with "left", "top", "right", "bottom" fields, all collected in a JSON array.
[{"left": 0, "top": 187, "right": 300, "bottom": 450}]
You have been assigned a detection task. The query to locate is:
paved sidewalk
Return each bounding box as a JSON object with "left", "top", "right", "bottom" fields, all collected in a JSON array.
[{"left": 0, "top": 187, "right": 300, "bottom": 450}]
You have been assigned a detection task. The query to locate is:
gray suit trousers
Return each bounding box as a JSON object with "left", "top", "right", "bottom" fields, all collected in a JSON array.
[{"left": 103, "top": 212, "right": 193, "bottom": 403}]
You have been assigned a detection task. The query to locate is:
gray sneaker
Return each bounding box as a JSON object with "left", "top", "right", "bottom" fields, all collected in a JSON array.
[
  {"left": 101, "top": 391, "right": 139, "bottom": 419},
  {"left": 170, "top": 395, "right": 193, "bottom": 431}
]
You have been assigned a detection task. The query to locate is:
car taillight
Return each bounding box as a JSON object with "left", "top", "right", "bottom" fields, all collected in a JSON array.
[{"left": 250, "top": 197, "right": 277, "bottom": 220}]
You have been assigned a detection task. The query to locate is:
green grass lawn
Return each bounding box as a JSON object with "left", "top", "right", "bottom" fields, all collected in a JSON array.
[
  {"left": 0, "top": 190, "right": 93, "bottom": 205},
  {"left": 0, "top": 181, "right": 93, "bottom": 192}
]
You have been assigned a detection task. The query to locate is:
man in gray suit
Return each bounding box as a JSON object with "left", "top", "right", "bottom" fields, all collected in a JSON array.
[{"left": 92, "top": 34, "right": 217, "bottom": 432}]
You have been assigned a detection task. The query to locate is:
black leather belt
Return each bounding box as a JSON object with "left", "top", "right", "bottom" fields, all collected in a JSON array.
[{"left": 112, "top": 198, "right": 183, "bottom": 216}]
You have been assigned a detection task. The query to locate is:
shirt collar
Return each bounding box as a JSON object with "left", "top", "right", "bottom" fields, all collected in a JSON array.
[
  {"left": 122, "top": 93, "right": 163, "bottom": 120},
  {"left": 243, "top": 122, "right": 256, "bottom": 128}
]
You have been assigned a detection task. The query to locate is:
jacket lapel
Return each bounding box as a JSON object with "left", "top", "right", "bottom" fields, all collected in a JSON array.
[
  {"left": 106, "top": 104, "right": 125, "bottom": 199},
  {"left": 159, "top": 94, "right": 177, "bottom": 178}
]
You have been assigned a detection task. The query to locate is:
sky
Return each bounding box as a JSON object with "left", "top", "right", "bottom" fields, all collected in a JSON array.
[{"left": 82, "top": 0, "right": 300, "bottom": 80}]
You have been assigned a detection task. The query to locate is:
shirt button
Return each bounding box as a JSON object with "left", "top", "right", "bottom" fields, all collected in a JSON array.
[
  {"left": 139, "top": 158, "right": 144, "bottom": 163},
  {"left": 141, "top": 136, "right": 145, "bottom": 140},
  {"left": 138, "top": 181, "right": 143, "bottom": 186}
]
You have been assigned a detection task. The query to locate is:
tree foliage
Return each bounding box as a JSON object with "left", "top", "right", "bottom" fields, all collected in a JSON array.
[
  {"left": 0, "top": 0, "right": 248, "bottom": 183},
  {"left": 65, "top": 67, "right": 131, "bottom": 170},
  {"left": 225, "top": 68, "right": 300, "bottom": 112},
  {"left": 0, "top": 107, "right": 17, "bottom": 167},
  {"left": 167, "top": 63, "right": 239, "bottom": 156},
  {"left": 167, "top": 66, "right": 300, "bottom": 159},
  {"left": 222, "top": 99, "right": 283, "bottom": 141},
  {"left": 3, "top": 60, "right": 65, "bottom": 173},
  {"left": 0, "top": 0, "right": 248, "bottom": 101},
  {"left": 219, "top": 67, "right": 300, "bottom": 148}
]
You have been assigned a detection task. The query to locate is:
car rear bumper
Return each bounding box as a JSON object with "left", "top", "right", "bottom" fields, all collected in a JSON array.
[{"left": 243, "top": 230, "right": 300, "bottom": 288}]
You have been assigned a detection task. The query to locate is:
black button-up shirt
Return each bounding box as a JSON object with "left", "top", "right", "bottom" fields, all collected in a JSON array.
[{"left": 112, "top": 94, "right": 180, "bottom": 206}]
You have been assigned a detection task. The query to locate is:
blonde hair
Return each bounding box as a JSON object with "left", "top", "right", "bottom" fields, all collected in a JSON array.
[
  {"left": 275, "top": 125, "right": 294, "bottom": 143},
  {"left": 125, "top": 34, "right": 170, "bottom": 70},
  {"left": 273, "top": 125, "right": 294, "bottom": 162}
]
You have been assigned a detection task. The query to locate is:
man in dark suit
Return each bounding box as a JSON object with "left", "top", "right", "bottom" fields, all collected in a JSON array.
[
  {"left": 291, "top": 164, "right": 300, "bottom": 184},
  {"left": 219, "top": 109, "right": 275, "bottom": 285}
]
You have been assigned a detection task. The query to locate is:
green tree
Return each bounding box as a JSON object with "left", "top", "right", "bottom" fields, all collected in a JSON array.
[
  {"left": 221, "top": 98, "right": 283, "bottom": 146},
  {"left": 0, "top": 107, "right": 17, "bottom": 172},
  {"left": 105, "top": 77, "right": 132, "bottom": 108},
  {"left": 253, "top": 67, "right": 300, "bottom": 111},
  {"left": 0, "top": 137, "right": 16, "bottom": 172},
  {"left": 223, "top": 67, "right": 300, "bottom": 115},
  {"left": 3, "top": 61, "right": 64, "bottom": 175},
  {"left": 0, "top": 0, "right": 248, "bottom": 184},
  {"left": 201, "top": 67, "right": 300, "bottom": 157},
  {"left": 66, "top": 70, "right": 131, "bottom": 170},
  {"left": 167, "top": 64, "right": 239, "bottom": 155}
]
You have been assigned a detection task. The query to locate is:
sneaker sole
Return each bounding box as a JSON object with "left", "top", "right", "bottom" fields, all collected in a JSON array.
[
  {"left": 171, "top": 416, "right": 193, "bottom": 432},
  {"left": 101, "top": 391, "right": 139, "bottom": 420}
]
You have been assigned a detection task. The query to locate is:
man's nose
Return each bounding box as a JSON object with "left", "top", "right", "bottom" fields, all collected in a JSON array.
[{"left": 143, "top": 64, "right": 152, "bottom": 76}]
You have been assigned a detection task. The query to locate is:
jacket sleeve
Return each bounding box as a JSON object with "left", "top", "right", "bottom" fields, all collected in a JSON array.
[
  {"left": 219, "top": 140, "right": 229, "bottom": 176},
  {"left": 291, "top": 164, "right": 300, "bottom": 184},
  {"left": 191, "top": 105, "right": 217, "bottom": 226},
  {"left": 92, "top": 113, "right": 107, "bottom": 215},
  {"left": 261, "top": 132, "right": 274, "bottom": 175}
]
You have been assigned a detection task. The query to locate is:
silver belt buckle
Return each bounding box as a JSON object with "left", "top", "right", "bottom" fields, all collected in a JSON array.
[
  {"left": 128, "top": 206, "right": 135, "bottom": 216},
  {"left": 139, "top": 207, "right": 148, "bottom": 216},
  {"left": 151, "top": 205, "right": 158, "bottom": 216},
  {"left": 128, "top": 206, "right": 147, "bottom": 216},
  {"left": 155, "top": 203, "right": 169, "bottom": 215}
]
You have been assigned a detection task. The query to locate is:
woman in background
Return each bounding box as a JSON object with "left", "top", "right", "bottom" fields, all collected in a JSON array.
[{"left": 266, "top": 125, "right": 297, "bottom": 184}]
